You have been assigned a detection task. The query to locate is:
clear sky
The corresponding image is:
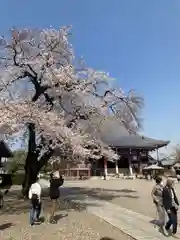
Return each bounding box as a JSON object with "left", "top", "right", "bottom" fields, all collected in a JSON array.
[{"left": 1, "top": 0, "right": 180, "bottom": 149}]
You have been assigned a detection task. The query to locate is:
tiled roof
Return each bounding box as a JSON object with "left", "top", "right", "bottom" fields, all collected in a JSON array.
[
  {"left": 159, "top": 158, "right": 176, "bottom": 166},
  {"left": 80, "top": 117, "right": 170, "bottom": 149}
]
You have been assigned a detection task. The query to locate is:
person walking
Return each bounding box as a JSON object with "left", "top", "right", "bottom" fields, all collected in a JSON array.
[
  {"left": 162, "top": 179, "right": 179, "bottom": 236},
  {"left": 49, "top": 171, "right": 64, "bottom": 224},
  {"left": 28, "top": 177, "right": 42, "bottom": 226},
  {"left": 151, "top": 176, "right": 166, "bottom": 233}
]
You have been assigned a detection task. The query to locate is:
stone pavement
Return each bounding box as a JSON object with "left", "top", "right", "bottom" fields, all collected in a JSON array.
[
  {"left": 37, "top": 179, "right": 180, "bottom": 239},
  {"left": 64, "top": 193, "right": 180, "bottom": 240}
]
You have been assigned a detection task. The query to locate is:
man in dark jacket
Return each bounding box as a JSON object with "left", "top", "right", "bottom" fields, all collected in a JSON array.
[{"left": 162, "top": 179, "right": 179, "bottom": 235}]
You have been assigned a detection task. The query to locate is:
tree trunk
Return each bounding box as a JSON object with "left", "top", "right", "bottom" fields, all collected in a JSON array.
[
  {"left": 22, "top": 123, "right": 38, "bottom": 197},
  {"left": 22, "top": 123, "right": 53, "bottom": 197},
  {"left": 22, "top": 161, "right": 40, "bottom": 197}
]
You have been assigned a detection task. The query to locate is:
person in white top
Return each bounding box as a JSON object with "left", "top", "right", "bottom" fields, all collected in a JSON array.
[
  {"left": 28, "top": 177, "right": 42, "bottom": 226},
  {"left": 29, "top": 181, "right": 41, "bottom": 201}
]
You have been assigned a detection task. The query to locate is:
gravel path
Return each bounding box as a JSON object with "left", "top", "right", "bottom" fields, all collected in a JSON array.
[
  {"left": 0, "top": 211, "right": 132, "bottom": 240},
  {"left": 0, "top": 190, "right": 132, "bottom": 240}
]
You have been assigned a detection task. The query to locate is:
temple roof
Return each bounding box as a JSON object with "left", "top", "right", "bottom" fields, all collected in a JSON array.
[
  {"left": 79, "top": 117, "right": 170, "bottom": 150},
  {"left": 102, "top": 135, "right": 170, "bottom": 149},
  {"left": 98, "top": 118, "right": 170, "bottom": 150}
]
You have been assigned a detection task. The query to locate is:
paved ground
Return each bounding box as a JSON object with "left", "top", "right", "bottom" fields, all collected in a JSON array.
[
  {"left": 63, "top": 179, "right": 180, "bottom": 219},
  {"left": 2, "top": 178, "right": 180, "bottom": 240},
  {"left": 61, "top": 179, "right": 180, "bottom": 239},
  {"left": 64, "top": 194, "right": 180, "bottom": 240},
  {"left": 0, "top": 187, "right": 132, "bottom": 240}
]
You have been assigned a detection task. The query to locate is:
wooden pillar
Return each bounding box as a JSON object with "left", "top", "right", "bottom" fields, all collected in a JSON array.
[
  {"left": 128, "top": 149, "right": 133, "bottom": 175},
  {"left": 115, "top": 160, "right": 119, "bottom": 174},
  {"left": 104, "top": 157, "right": 108, "bottom": 179},
  {"left": 115, "top": 148, "right": 119, "bottom": 175},
  {"left": 138, "top": 150, "right": 142, "bottom": 174},
  {"left": 156, "top": 147, "right": 159, "bottom": 162},
  {"left": 88, "top": 168, "right": 91, "bottom": 177},
  {"left": 77, "top": 169, "right": 79, "bottom": 178}
]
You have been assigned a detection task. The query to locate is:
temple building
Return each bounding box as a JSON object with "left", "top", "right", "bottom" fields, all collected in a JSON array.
[
  {"left": 60, "top": 118, "right": 170, "bottom": 178},
  {"left": 92, "top": 135, "right": 169, "bottom": 177}
]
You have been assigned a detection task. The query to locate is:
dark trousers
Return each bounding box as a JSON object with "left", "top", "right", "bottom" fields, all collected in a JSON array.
[{"left": 165, "top": 207, "right": 177, "bottom": 234}]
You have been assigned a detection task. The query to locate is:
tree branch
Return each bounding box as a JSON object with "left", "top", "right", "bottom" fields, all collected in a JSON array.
[{"left": 37, "top": 147, "right": 54, "bottom": 171}]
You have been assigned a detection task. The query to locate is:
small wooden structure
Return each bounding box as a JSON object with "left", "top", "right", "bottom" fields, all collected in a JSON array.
[
  {"left": 59, "top": 163, "right": 91, "bottom": 179},
  {"left": 174, "top": 162, "right": 180, "bottom": 169},
  {"left": 158, "top": 158, "right": 177, "bottom": 177},
  {"left": 0, "top": 141, "right": 13, "bottom": 165},
  {"left": 143, "top": 164, "right": 164, "bottom": 170},
  {"left": 159, "top": 158, "right": 176, "bottom": 169},
  {"left": 0, "top": 141, "right": 13, "bottom": 189},
  {"left": 143, "top": 164, "right": 164, "bottom": 178}
]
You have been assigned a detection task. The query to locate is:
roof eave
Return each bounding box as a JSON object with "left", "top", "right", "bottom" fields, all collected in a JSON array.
[{"left": 110, "top": 141, "right": 170, "bottom": 151}]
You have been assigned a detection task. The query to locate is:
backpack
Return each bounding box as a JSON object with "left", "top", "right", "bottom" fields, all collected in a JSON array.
[{"left": 31, "top": 193, "right": 39, "bottom": 208}]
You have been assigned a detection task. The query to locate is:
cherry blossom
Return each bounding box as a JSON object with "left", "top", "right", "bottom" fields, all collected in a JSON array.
[{"left": 0, "top": 26, "right": 143, "bottom": 163}]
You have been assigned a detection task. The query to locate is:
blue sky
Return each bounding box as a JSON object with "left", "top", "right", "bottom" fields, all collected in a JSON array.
[{"left": 1, "top": 0, "right": 180, "bottom": 148}]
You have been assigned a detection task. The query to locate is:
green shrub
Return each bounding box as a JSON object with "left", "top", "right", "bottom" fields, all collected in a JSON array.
[{"left": 12, "top": 173, "right": 25, "bottom": 185}]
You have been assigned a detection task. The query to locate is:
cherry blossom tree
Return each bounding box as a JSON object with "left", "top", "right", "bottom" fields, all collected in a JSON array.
[{"left": 0, "top": 26, "right": 143, "bottom": 195}]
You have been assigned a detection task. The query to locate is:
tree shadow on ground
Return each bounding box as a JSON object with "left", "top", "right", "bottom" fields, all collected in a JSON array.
[
  {"left": 0, "top": 186, "right": 139, "bottom": 215},
  {"left": 61, "top": 186, "right": 139, "bottom": 202},
  {"left": 100, "top": 238, "right": 115, "bottom": 240},
  {"left": 1, "top": 195, "right": 83, "bottom": 215},
  {"left": 54, "top": 213, "right": 68, "bottom": 222},
  {"left": 0, "top": 222, "right": 13, "bottom": 230}
]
